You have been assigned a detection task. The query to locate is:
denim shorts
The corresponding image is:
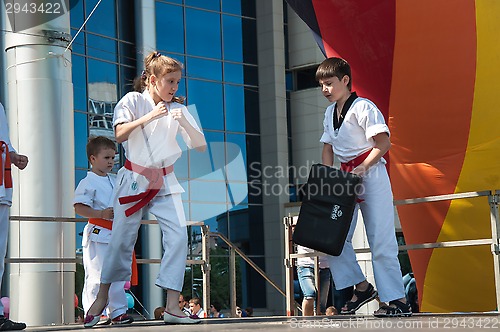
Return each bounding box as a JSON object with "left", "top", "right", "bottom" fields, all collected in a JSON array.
[{"left": 297, "top": 266, "right": 331, "bottom": 313}]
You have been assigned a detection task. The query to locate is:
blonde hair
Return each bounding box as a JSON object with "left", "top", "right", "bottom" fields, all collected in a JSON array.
[{"left": 133, "top": 51, "right": 185, "bottom": 104}]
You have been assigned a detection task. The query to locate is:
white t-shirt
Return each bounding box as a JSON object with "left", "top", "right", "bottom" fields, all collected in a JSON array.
[
  {"left": 320, "top": 97, "right": 389, "bottom": 163},
  {"left": 74, "top": 172, "right": 115, "bottom": 245},
  {"left": 113, "top": 91, "right": 203, "bottom": 195},
  {"left": 296, "top": 245, "right": 329, "bottom": 269}
]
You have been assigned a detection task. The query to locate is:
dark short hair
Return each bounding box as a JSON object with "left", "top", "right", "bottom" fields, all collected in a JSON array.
[
  {"left": 211, "top": 302, "right": 222, "bottom": 312},
  {"left": 86, "top": 136, "right": 116, "bottom": 161},
  {"left": 316, "top": 57, "right": 352, "bottom": 90}
]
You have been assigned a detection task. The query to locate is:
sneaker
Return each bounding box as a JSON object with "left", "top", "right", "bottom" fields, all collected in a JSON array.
[
  {"left": 111, "top": 313, "right": 134, "bottom": 325},
  {"left": 97, "top": 316, "right": 111, "bottom": 325},
  {"left": 0, "top": 316, "right": 26, "bottom": 331}
]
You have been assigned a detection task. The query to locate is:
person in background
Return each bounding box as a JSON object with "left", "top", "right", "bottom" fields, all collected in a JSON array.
[
  {"left": 209, "top": 302, "right": 224, "bottom": 318},
  {"left": 0, "top": 102, "right": 28, "bottom": 331},
  {"left": 74, "top": 136, "right": 133, "bottom": 326},
  {"left": 188, "top": 297, "right": 205, "bottom": 318}
]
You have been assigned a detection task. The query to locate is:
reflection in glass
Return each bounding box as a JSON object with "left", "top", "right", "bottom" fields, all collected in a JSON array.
[
  {"left": 226, "top": 134, "right": 247, "bottom": 182},
  {"left": 189, "top": 131, "right": 224, "bottom": 179},
  {"left": 87, "top": 34, "right": 117, "bottom": 62},
  {"left": 185, "top": 0, "right": 220, "bottom": 11},
  {"left": 186, "top": 8, "right": 221, "bottom": 59},
  {"left": 72, "top": 55, "right": 87, "bottom": 111}
]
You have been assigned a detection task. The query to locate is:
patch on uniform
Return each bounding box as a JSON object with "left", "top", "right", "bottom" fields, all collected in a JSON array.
[
  {"left": 330, "top": 205, "right": 343, "bottom": 220},
  {"left": 131, "top": 181, "right": 138, "bottom": 191},
  {"left": 92, "top": 227, "right": 100, "bottom": 235}
]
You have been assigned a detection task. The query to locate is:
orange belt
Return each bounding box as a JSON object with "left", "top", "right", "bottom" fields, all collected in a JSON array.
[
  {"left": 118, "top": 160, "right": 173, "bottom": 217},
  {"left": 0, "top": 141, "right": 12, "bottom": 189},
  {"left": 89, "top": 218, "right": 139, "bottom": 286}
]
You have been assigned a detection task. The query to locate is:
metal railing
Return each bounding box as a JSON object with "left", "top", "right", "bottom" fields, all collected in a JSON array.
[
  {"left": 6, "top": 217, "right": 287, "bottom": 318},
  {"left": 283, "top": 190, "right": 500, "bottom": 315}
]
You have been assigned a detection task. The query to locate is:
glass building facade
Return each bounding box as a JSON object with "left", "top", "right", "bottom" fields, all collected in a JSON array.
[{"left": 69, "top": 0, "right": 265, "bottom": 309}]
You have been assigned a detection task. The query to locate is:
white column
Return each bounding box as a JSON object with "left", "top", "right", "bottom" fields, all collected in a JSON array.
[
  {"left": 134, "top": 0, "right": 163, "bottom": 317},
  {"left": 4, "top": 7, "right": 75, "bottom": 326}
]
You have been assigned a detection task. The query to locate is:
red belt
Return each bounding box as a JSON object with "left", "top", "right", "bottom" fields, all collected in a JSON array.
[
  {"left": 340, "top": 150, "right": 371, "bottom": 172},
  {"left": 88, "top": 217, "right": 139, "bottom": 286},
  {"left": 0, "top": 141, "right": 12, "bottom": 189},
  {"left": 118, "top": 160, "right": 173, "bottom": 217},
  {"left": 340, "top": 150, "right": 371, "bottom": 203}
]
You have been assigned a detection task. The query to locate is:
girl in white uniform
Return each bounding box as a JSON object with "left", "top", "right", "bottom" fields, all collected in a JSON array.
[
  {"left": 316, "top": 57, "right": 411, "bottom": 317},
  {"left": 84, "top": 52, "right": 206, "bottom": 327},
  {"left": 74, "top": 136, "right": 132, "bottom": 325}
]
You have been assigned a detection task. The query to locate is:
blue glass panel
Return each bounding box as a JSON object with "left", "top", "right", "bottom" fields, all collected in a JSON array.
[
  {"left": 186, "top": 57, "right": 222, "bottom": 81},
  {"left": 175, "top": 134, "right": 189, "bottom": 179},
  {"left": 87, "top": 59, "right": 118, "bottom": 87},
  {"left": 189, "top": 131, "right": 225, "bottom": 179},
  {"left": 222, "top": 0, "right": 241, "bottom": 15},
  {"left": 246, "top": 134, "right": 261, "bottom": 180},
  {"left": 224, "top": 85, "right": 245, "bottom": 132},
  {"left": 226, "top": 133, "right": 247, "bottom": 182},
  {"left": 186, "top": 9, "right": 221, "bottom": 59},
  {"left": 86, "top": 34, "right": 117, "bottom": 62},
  {"left": 243, "top": 65, "right": 258, "bottom": 86},
  {"left": 156, "top": 3, "right": 184, "bottom": 54},
  {"left": 74, "top": 112, "right": 89, "bottom": 169},
  {"left": 187, "top": 80, "right": 223, "bottom": 130},
  {"left": 224, "top": 63, "right": 243, "bottom": 84},
  {"left": 227, "top": 182, "right": 248, "bottom": 205},
  {"left": 70, "top": 29, "right": 85, "bottom": 55},
  {"left": 222, "top": 15, "right": 243, "bottom": 62},
  {"left": 190, "top": 180, "right": 227, "bottom": 203},
  {"left": 286, "top": 71, "right": 294, "bottom": 91},
  {"left": 185, "top": 0, "right": 220, "bottom": 11},
  {"left": 85, "top": 0, "right": 116, "bottom": 37},
  {"left": 70, "top": 0, "right": 84, "bottom": 30},
  {"left": 190, "top": 204, "right": 228, "bottom": 232},
  {"left": 72, "top": 55, "right": 87, "bottom": 111}
]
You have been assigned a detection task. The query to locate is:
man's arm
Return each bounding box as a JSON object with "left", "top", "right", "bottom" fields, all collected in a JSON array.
[{"left": 322, "top": 143, "right": 334, "bottom": 166}]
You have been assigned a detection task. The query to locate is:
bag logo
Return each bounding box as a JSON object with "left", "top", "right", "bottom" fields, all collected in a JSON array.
[{"left": 330, "top": 205, "right": 343, "bottom": 220}]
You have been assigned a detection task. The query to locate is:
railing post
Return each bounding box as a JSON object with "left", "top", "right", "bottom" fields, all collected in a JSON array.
[
  {"left": 229, "top": 247, "right": 237, "bottom": 317},
  {"left": 283, "top": 215, "right": 295, "bottom": 316},
  {"left": 201, "top": 225, "right": 210, "bottom": 318},
  {"left": 488, "top": 191, "right": 500, "bottom": 311}
]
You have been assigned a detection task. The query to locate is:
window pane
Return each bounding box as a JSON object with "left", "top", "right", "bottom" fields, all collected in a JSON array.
[
  {"left": 222, "top": 0, "right": 241, "bottom": 15},
  {"left": 222, "top": 15, "right": 243, "bottom": 62},
  {"left": 70, "top": 0, "right": 84, "bottom": 29},
  {"left": 72, "top": 55, "right": 87, "bottom": 111},
  {"left": 185, "top": 0, "right": 220, "bottom": 11},
  {"left": 187, "top": 80, "right": 223, "bottom": 130},
  {"left": 87, "top": 34, "right": 117, "bottom": 62},
  {"left": 227, "top": 182, "right": 248, "bottom": 205},
  {"left": 243, "top": 65, "right": 258, "bottom": 86},
  {"left": 242, "top": 18, "right": 257, "bottom": 64},
  {"left": 189, "top": 131, "right": 225, "bottom": 179},
  {"left": 70, "top": 29, "right": 85, "bottom": 55},
  {"left": 156, "top": 3, "right": 184, "bottom": 54},
  {"left": 226, "top": 133, "right": 247, "bottom": 181},
  {"left": 244, "top": 89, "right": 260, "bottom": 134},
  {"left": 186, "top": 8, "right": 221, "bottom": 59},
  {"left": 224, "top": 63, "right": 243, "bottom": 84},
  {"left": 85, "top": 0, "right": 116, "bottom": 37},
  {"left": 190, "top": 180, "right": 227, "bottom": 203},
  {"left": 186, "top": 57, "right": 222, "bottom": 81},
  {"left": 224, "top": 85, "right": 245, "bottom": 132},
  {"left": 190, "top": 204, "right": 228, "bottom": 233},
  {"left": 74, "top": 112, "right": 88, "bottom": 169}
]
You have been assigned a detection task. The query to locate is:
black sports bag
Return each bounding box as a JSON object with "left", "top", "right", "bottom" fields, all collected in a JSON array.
[{"left": 293, "top": 164, "right": 361, "bottom": 256}]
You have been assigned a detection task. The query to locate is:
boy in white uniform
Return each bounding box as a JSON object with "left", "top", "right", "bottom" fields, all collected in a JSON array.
[
  {"left": 74, "top": 136, "right": 133, "bottom": 325},
  {"left": 0, "top": 102, "right": 28, "bottom": 331},
  {"left": 317, "top": 57, "right": 411, "bottom": 317},
  {"left": 84, "top": 52, "right": 206, "bottom": 327}
]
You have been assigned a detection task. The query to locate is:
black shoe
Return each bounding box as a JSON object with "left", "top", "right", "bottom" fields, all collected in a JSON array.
[
  {"left": 0, "top": 316, "right": 26, "bottom": 331},
  {"left": 340, "top": 283, "right": 378, "bottom": 314}
]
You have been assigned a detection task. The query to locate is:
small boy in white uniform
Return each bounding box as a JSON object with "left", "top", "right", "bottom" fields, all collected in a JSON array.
[
  {"left": 317, "top": 57, "right": 411, "bottom": 317},
  {"left": 74, "top": 136, "right": 133, "bottom": 325}
]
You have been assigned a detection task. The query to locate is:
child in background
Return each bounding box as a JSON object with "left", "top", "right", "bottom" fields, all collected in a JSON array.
[
  {"left": 74, "top": 136, "right": 133, "bottom": 325},
  {"left": 83, "top": 52, "right": 206, "bottom": 327}
]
